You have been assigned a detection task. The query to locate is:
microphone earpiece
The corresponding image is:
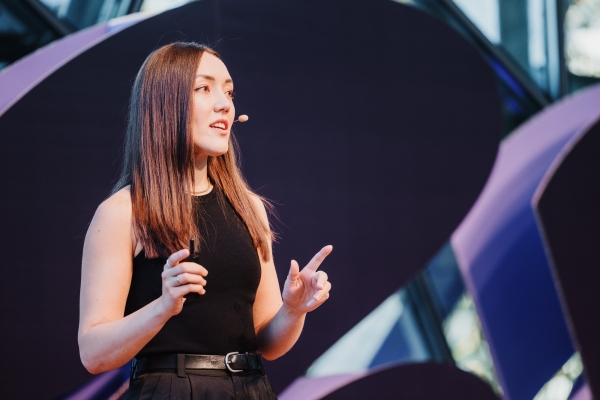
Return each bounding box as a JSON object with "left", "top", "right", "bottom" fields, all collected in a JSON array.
[{"left": 234, "top": 115, "right": 249, "bottom": 123}]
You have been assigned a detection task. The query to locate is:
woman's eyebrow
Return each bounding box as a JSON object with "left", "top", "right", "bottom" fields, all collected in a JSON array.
[{"left": 195, "top": 74, "right": 233, "bottom": 84}]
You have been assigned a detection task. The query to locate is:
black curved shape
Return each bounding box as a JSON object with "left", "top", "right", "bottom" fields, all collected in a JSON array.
[
  {"left": 322, "top": 363, "right": 499, "bottom": 400},
  {"left": 535, "top": 117, "right": 600, "bottom": 399},
  {"left": 0, "top": 0, "right": 500, "bottom": 397}
]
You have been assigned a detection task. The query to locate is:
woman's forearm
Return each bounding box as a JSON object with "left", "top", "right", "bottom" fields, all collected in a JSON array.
[
  {"left": 79, "top": 299, "right": 170, "bottom": 374},
  {"left": 256, "top": 303, "right": 307, "bottom": 360}
]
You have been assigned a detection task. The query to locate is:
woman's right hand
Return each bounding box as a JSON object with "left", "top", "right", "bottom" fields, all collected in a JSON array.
[{"left": 159, "top": 249, "right": 208, "bottom": 316}]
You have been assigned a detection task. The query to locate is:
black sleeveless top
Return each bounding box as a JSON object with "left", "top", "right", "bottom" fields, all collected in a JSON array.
[{"left": 124, "top": 188, "right": 262, "bottom": 358}]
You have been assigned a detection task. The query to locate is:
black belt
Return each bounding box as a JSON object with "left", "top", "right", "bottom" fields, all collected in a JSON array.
[{"left": 132, "top": 352, "right": 265, "bottom": 379}]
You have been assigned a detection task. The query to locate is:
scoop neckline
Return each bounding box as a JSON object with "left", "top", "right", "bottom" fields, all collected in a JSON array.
[{"left": 192, "top": 186, "right": 217, "bottom": 203}]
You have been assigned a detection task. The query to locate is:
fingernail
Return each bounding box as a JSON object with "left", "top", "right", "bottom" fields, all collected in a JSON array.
[{"left": 307, "top": 300, "right": 315, "bottom": 307}]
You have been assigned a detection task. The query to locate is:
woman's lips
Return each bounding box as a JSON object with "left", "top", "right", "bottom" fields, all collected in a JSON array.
[{"left": 209, "top": 119, "right": 228, "bottom": 130}]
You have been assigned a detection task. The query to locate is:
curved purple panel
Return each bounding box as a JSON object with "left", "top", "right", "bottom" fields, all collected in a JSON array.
[
  {"left": 279, "top": 372, "right": 368, "bottom": 400},
  {"left": 60, "top": 365, "right": 129, "bottom": 400},
  {"left": 571, "top": 384, "right": 593, "bottom": 400},
  {"left": 321, "top": 363, "right": 499, "bottom": 400},
  {"left": 534, "top": 115, "right": 600, "bottom": 398},
  {"left": 0, "top": 12, "right": 150, "bottom": 118},
  {"left": 451, "top": 84, "right": 600, "bottom": 400},
  {"left": 0, "top": 24, "right": 107, "bottom": 117}
]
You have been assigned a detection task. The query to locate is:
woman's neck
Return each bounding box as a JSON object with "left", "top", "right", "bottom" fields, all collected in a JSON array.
[{"left": 193, "top": 156, "right": 212, "bottom": 193}]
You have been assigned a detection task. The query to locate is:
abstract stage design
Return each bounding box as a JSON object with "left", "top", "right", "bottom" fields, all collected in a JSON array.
[{"left": 0, "top": 1, "right": 597, "bottom": 399}]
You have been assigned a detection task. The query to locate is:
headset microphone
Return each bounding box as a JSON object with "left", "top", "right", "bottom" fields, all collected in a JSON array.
[{"left": 234, "top": 115, "right": 249, "bottom": 123}]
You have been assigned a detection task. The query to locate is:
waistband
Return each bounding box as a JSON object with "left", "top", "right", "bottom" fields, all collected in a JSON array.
[{"left": 131, "top": 352, "right": 265, "bottom": 379}]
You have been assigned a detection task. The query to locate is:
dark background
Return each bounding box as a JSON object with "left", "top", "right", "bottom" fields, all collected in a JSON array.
[{"left": 0, "top": 0, "right": 501, "bottom": 397}]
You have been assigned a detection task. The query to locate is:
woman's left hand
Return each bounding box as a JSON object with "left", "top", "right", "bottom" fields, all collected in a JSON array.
[{"left": 282, "top": 245, "right": 333, "bottom": 315}]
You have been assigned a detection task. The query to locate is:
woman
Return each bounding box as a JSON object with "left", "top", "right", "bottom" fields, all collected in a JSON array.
[{"left": 78, "top": 42, "right": 332, "bottom": 399}]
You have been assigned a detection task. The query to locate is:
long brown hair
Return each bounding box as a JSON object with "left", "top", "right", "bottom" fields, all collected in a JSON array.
[{"left": 113, "top": 42, "right": 273, "bottom": 260}]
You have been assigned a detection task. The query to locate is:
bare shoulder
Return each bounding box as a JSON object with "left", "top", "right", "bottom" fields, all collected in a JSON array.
[
  {"left": 87, "top": 186, "right": 133, "bottom": 243},
  {"left": 83, "top": 186, "right": 135, "bottom": 269},
  {"left": 99, "top": 186, "right": 131, "bottom": 213},
  {"left": 93, "top": 187, "right": 132, "bottom": 223}
]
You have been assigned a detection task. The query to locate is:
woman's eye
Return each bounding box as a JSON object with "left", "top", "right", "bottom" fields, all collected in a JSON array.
[
  {"left": 195, "top": 86, "right": 208, "bottom": 92},
  {"left": 226, "top": 90, "right": 235, "bottom": 99}
]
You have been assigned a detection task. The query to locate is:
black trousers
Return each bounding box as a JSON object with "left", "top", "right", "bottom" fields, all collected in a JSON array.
[{"left": 125, "top": 370, "right": 278, "bottom": 400}]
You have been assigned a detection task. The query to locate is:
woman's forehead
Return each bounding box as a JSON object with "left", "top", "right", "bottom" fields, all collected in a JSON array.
[{"left": 196, "top": 53, "right": 232, "bottom": 83}]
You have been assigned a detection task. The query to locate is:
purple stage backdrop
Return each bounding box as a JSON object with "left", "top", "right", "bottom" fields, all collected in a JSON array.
[{"left": 0, "top": 1, "right": 504, "bottom": 398}]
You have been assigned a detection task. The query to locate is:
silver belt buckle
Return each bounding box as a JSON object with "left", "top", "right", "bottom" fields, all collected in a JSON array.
[{"left": 225, "top": 352, "right": 243, "bottom": 373}]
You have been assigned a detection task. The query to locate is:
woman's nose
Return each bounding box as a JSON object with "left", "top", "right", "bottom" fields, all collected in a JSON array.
[{"left": 214, "top": 92, "right": 231, "bottom": 113}]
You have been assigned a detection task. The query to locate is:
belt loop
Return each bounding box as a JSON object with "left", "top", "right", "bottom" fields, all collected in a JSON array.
[
  {"left": 177, "top": 354, "right": 187, "bottom": 378},
  {"left": 257, "top": 354, "right": 266, "bottom": 376}
]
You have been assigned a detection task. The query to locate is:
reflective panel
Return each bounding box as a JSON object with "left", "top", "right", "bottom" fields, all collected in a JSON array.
[
  {"left": 452, "top": 0, "right": 500, "bottom": 43},
  {"left": 38, "top": 0, "right": 72, "bottom": 19},
  {"left": 306, "top": 290, "right": 433, "bottom": 377},
  {"left": 565, "top": 0, "right": 600, "bottom": 78},
  {"left": 443, "top": 293, "right": 500, "bottom": 394},
  {"left": 424, "top": 243, "right": 500, "bottom": 393},
  {"left": 451, "top": 0, "right": 561, "bottom": 98},
  {"left": 533, "top": 353, "right": 584, "bottom": 400},
  {"left": 140, "top": 0, "right": 192, "bottom": 13}
]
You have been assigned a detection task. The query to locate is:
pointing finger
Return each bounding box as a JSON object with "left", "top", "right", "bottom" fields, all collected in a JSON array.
[{"left": 305, "top": 245, "right": 333, "bottom": 272}]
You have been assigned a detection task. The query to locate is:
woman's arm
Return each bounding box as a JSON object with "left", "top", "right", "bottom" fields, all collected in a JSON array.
[
  {"left": 78, "top": 189, "right": 207, "bottom": 373},
  {"left": 250, "top": 196, "right": 332, "bottom": 360}
]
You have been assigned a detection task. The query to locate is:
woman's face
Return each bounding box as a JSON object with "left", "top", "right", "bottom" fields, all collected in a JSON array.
[{"left": 191, "top": 52, "right": 236, "bottom": 158}]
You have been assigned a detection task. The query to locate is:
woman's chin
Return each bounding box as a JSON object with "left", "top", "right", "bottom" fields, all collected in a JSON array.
[
  {"left": 210, "top": 149, "right": 229, "bottom": 157},
  {"left": 194, "top": 144, "right": 230, "bottom": 158}
]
